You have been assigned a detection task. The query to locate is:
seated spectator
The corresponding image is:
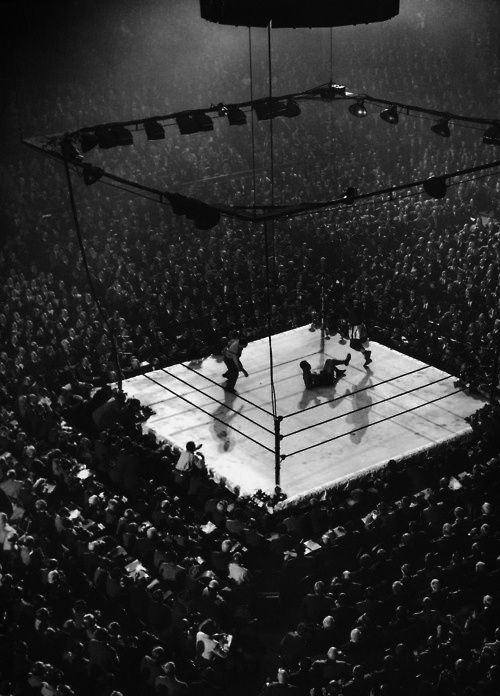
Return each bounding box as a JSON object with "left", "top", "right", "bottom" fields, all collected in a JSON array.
[
  {"left": 279, "top": 623, "right": 309, "bottom": 670},
  {"left": 259, "top": 668, "right": 299, "bottom": 695},
  {"left": 227, "top": 552, "right": 249, "bottom": 585},
  {"left": 315, "top": 646, "right": 351, "bottom": 685},
  {"left": 154, "top": 661, "right": 188, "bottom": 695},
  {"left": 196, "top": 619, "right": 225, "bottom": 662}
]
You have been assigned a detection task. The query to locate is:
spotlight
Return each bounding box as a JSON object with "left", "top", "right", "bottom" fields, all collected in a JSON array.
[
  {"left": 143, "top": 119, "right": 165, "bottom": 140},
  {"left": 166, "top": 192, "right": 220, "bottom": 230},
  {"left": 431, "top": 119, "right": 450, "bottom": 138},
  {"left": 95, "top": 125, "right": 133, "bottom": 148},
  {"left": 483, "top": 123, "right": 500, "bottom": 146},
  {"left": 423, "top": 176, "right": 447, "bottom": 199},
  {"left": 380, "top": 105, "right": 399, "bottom": 124},
  {"left": 254, "top": 100, "right": 286, "bottom": 120},
  {"left": 285, "top": 99, "right": 301, "bottom": 118},
  {"left": 319, "top": 84, "right": 346, "bottom": 100},
  {"left": 176, "top": 112, "right": 213, "bottom": 134},
  {"left": 82, "top": 164, "right": 104, "bottom": 186},
  {"left": 216, "top": 102, "right": 246, "bottom": 125},
  {"left": 254, "top": 99, "right": 301, "bottom": 120},
  {"left": 79, "top": 131, "right": 98, "bottom": 153},
  {"left": 348, "top": 101, "right": 367, "bottom": 118},
  {"left": 61, "top": 137, "right": 83, "bottom": 163},
  {"left": 226, "top": 105, "right": 247, "bottom": 126}
]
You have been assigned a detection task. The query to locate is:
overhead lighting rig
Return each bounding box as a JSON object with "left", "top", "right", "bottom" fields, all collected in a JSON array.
[
  {"left": 348, "top": 101, "right": 367, "bottom": 118},
  {"left": 80, "top": 132, "right": 98, "bottom": 153},
  {"left": 483, "top": 123, "right": 500, "bottom": 146},
  {"left": 61, "top": 136, "right": 83, "bottom": 163},
  {"left": 431, "top": 118, "right": 451, "bottom": 138},
  {"left": 82, "top": 164, "right": 104, "bottom": 186},
  {"left": 95, "top": 125, "right": 133, "bottom": 149},
  {"left": 423, "top": 176, "right": 447, "bottom": 199},
  {"left": 144, "top": 119, "right": 165, "bottom": 140},
  {"left": 216, "top": 103, "right": 247, "bottom": 125},
  {"left": 254, "top": 99, "right": 301, "bottom": 121},
  {"left": 165, "top": 192, "right": 220, "bottom": 230},
  {"left": 318, "top": 84, "right": 346, "bottom": 100},
  {"left": 176, "top": 112, "right": 214, "bottom": 135},
  {"left": 380, "top": 105, "right": 399, "bottom": 124}
]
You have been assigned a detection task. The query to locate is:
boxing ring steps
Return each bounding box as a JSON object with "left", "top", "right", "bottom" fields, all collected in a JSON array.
[{"left": 122, "top": 326, "right": 486, "bottom": 506}]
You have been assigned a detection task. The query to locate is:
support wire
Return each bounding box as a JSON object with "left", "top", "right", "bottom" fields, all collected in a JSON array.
[
  {"left": 248, "top": 27, "right": 257, "bottom": 210},
  {"left": 62, "top": 158, "right": 123, "bottom": 391}
]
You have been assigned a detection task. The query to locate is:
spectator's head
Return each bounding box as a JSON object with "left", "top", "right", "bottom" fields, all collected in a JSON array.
[
  {"left": 161, "top": 662, "right": 176, "bottom": 677},
  {"left": 322, "top": 616, "right": 334, "bottom": 629},
  {"left": 314, "top": 580, "right": 325, "bottom": 596},
  {"left": 430, "top": 578, "right": 440, "bottom": 592},
  {"left": 151, "top": 646, "right": 165, "bottom": 662},
  {"left": 350, "top": 629, "right": 362, "bottom": 643},
  {"left": 326, "top": 647, "right": 338, "bottom": 661},
  {"left": 277, "top": 668, "right": 288, "bottom": 685}
]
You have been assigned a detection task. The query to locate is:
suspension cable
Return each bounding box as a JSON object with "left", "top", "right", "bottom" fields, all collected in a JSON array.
[
  {"left": 62, "top": 158, "right": 123, "bottom": 391},
  {"left": 329, "top": 27, "right": 333, "bottom": 84},
  {"left": 248, "top": 27, "right": 257, "bottom": 211},
  {"left": 263, "top": 20, "right": 278, "bottom": 419}
]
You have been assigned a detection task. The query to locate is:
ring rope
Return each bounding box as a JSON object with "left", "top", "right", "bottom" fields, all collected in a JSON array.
[
  {"left": 283, "top": 364, "right": 432, "bottom": 419},
  {"left": 283, "top": 374, "right": 453, "bottom": 438},
  {"left": 142, "top": 374, "right": 274, "bottom": 453},
  {"left": 179, "top": 362, "right": 274, "bottom": 416},
  {"left": 157, "top": 367, "right": 274, "bottom": 435},
  {"left": 282, "top": 388, "right": 465, "bottom": 459}
]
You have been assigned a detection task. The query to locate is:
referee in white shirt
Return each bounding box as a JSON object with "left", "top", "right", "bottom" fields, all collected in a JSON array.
[{"left": 222, "top": 334, "right": 249, "bottom": 392}]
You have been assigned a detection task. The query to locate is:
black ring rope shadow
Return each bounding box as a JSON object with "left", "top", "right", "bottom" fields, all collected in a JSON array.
[
  {"left": 143, "top": 374, "right": 274, "bottom": 453},
  {"left": 282, "top": 388, "right": 465, "bottom": 460},
  {"left": 157, "top": 367, "right": 274, "bottom": 435},
  {"left": 283, "top": 374, "right": 453, "bottom": 438},
  {"left": 283, "top": 364, "right": 432, "bottom": 419},
  {"left": 180, "top": 362, "right": 274, "bottom": 416}
]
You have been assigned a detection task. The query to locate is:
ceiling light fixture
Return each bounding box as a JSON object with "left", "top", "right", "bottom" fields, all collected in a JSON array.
[
  {"left": 348, "top": 101, "right": 367, "bottom": 118},
  {"left": 144, "top": 119, "right": 165, "bottom": 140},
  {"left": 176, "top": 112, "right": 213, "bottom": 135},
  {"left": 483, "top": 123, "right": 500, "bottom": 146},
  {"left": 431, "top": 118, "right": 451, "bottom": 138},
  {"left": 380, "top": 105, "right": 399, "bottom": 124},
  {"left": 423, "top": 176, "right": 447, "bottom": 199}
]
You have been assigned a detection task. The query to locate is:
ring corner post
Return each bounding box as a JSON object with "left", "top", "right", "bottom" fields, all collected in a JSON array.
[
  {"left": 274, "top": 415, "right": 282, "bottom": 487},
  {"left": 320, "top": 256, "right": 326, "bottom": 343}
]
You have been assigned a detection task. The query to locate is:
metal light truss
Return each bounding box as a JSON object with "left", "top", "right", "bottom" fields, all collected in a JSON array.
[{"left": 23, "top": 81, "right": 500, "bottom": 226}]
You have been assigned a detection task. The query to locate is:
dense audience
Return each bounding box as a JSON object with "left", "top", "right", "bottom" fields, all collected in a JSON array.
[
  {"left": 1, "top": 0, "right": 500, "bottom": 694},
  {"left": 1, "top": 363, "right": 500, "bottom": 696}
]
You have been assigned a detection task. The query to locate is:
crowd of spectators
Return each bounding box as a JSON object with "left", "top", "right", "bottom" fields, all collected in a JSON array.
[
  {"left": 1, "top": 356, "right": 500, "bottom": 696},
  {"left": 266, "top": 403, "right": 500, "bottom": 695},
  {"left": 1, "top": 2, "right": 499, "bottom": 396},
  {"left": 1, "top": 0, "right": 500, "bottom": 694}
]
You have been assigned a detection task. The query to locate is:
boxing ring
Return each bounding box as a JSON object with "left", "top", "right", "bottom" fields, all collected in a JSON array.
[{"left": 123, "top": 325, "right": 486, "bottom": 506}]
